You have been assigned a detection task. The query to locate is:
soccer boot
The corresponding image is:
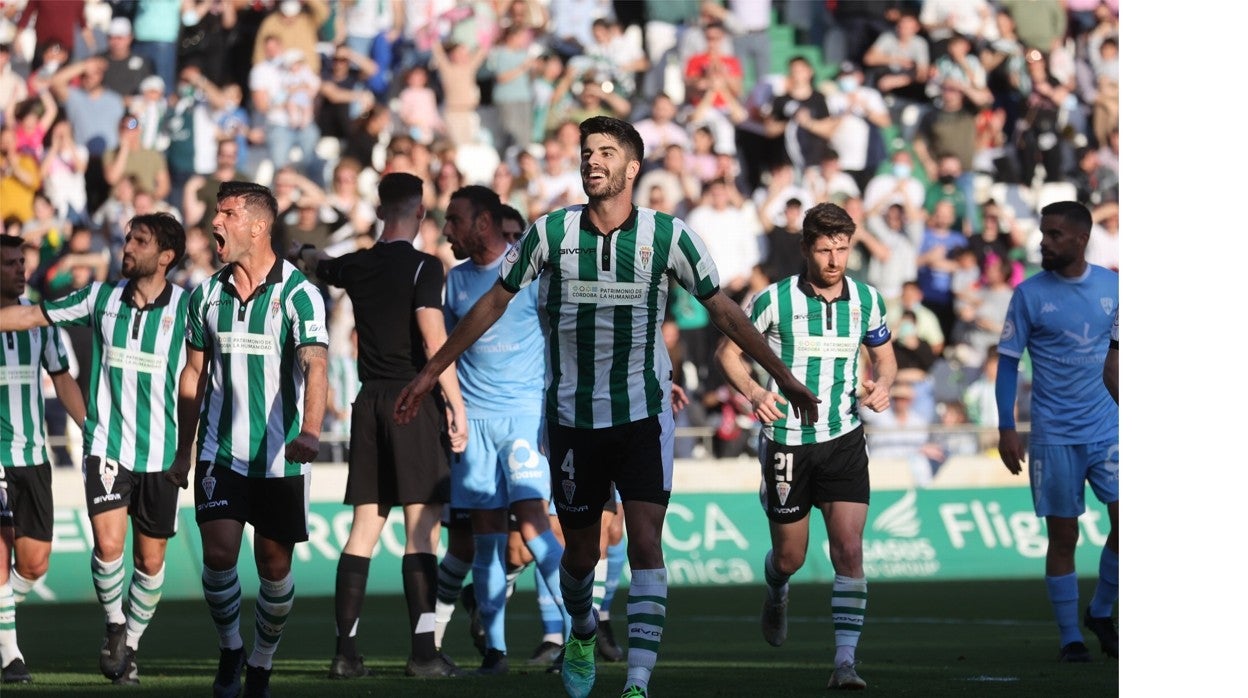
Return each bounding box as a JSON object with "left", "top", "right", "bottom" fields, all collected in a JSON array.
[
  {"left": 1, "top": 658, "right": 32, "bottom": 684},
  {"left": 476, "top": 648, "right": 509, "bottom": 675},
  {"left": 596, "top": 618, "right": 623, "bottom": 661},
  {"left": 828, "top": 662, "right": 867, "bottom": 690},
  {"left": 327, "top": 653, "right": 371, "bottom": 679},
  {"left": 242, "top": 663, "right": 271, "bottom": 698},
  {"left": 528, "top": 640, "right": 563, "bottom": 666},
  {"left": 1058, "top": 641, "right": 1092, "bottom": 663},
  {"left": 761, "top": 588, "right": 789, "bottom": 647},
  {"left": 113, "top": 648, "right": 140, "bottom": 686},
  {"left": 405, "top": 651, "right": 465, "bottom": 678},
  {"left": 99, "top": 622, "right": 127, "bottom": 679},
  {"left": 1083, "top": 607, "right": 1119, "bottom": 658},
  {"left": 212, "top": 646, "right": 246, "bottom": 698},
  {"left": 562, "top": 620, "right": 598, "bottom": 698}
]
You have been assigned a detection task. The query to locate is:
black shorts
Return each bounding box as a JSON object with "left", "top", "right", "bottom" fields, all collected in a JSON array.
[
  {"left": 347, "top": 381, "right": 451, "bottom": 506},
  {"left": 547, "top": 414, "right": 673, "bottom": 530},
  {"left": 194, "top": 461, "right": 310, "bottom": 544},
  {"left": 0, "top": 463, "right": 52, "bottom": 541},
  {"left": 759, "top": 426, "right": 871, "bottom": 524},
  {"left": 84, "top": 456, "right": 180, "bottom": 538},
  {"left": 444, "top": 506, "right": 472, "bottom": 531}
]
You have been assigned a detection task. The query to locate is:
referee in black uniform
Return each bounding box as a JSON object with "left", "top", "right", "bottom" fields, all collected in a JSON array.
[{"left": 299, "top": 172, "right": 468, "bottom": 679}]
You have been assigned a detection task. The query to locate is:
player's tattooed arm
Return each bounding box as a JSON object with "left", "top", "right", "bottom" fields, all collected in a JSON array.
[{"left": 287, "top": 343, "right": 328, "bottom": 463}]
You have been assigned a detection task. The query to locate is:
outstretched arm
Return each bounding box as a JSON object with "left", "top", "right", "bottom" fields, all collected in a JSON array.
[
  {"left": 701, "top": 291, "right": 820, "bottom": 424},
  {"left": 395, "top": 280, "right": 516, "bottom": 423}
]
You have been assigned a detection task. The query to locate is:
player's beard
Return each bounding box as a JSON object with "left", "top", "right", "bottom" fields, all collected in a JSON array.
[
  {"left": 585, "top": 165, "right": 627, "bottom": 202},
  {"left": 1040, "top": 249, "right": 1076, "bottom": 272},
  {"left": 122, "top": 254, "right": 158, "bottom": 280}
]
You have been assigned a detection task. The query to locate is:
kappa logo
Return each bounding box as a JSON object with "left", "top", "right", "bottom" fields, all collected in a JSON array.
[
  {"left": 1041, "top": 302, "right": 1058, "bottom": 314},
  {"left": 775, "top": 481, "right": 791, "bottom": 506},
  {"left": 202, "top": 474, "right": 217, "bottom": 500},
  {"left": 508, "top": 439, "right": 540, "bottom": 473},
  {"left": 562, "top": 479, "right": 576, "bottom": 503}
]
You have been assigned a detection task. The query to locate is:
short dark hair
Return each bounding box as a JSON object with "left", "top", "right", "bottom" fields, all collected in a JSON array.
[
  {"left": 377, "top": 172, "right": 424, "bottom": 220},
  {"left": 128, "top": 212, "right": 186, "bottom": 268},
  {"left": 217, "top": 181, "right": 277, "bottom": 225},
  {"left": 1040, "top": 200, "right": 1092, "bottom": 233},
  {"left": 0, "top": 234, "right": 23, "bottom": 249},
  {"left": 450, "top": 184, "right": 502, "bottom": 226},
  {"left": 801, "top": 202, "right": 856, "bottom": 247},
  {"left": 498, "top": 203, "right": 526, "bottom": 231},
  {"left": 579, "top": 116, "right": 644, "bottom": 165}
]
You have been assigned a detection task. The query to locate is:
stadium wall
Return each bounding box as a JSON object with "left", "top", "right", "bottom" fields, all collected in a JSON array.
[{"left": 26, "top": 458, "right": 1109, "bottom": 603}]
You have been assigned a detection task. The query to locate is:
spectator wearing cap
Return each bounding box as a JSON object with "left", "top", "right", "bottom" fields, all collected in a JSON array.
[
  {"left": 49, "top": 54, "right": 126, "bottom": 213},
  {"left": 131, "top": 75, "right": 168, "bottom": 150},
  {"left": 100, "top": 16, "right": 155, "bottom": 105},
  {"left": 129, "top": 0, "right": 182, "bottom": 91},
  {"left": 102, "top": 112, "right": 170, "bottom": 204}
]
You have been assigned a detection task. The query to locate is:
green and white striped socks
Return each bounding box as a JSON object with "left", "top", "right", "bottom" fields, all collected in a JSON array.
[
  {"left": 125, "top": 565, "right": 165, "bottom": 650},
  {"left": 91, "top": 554, "right": 126, "bottom": 625}
]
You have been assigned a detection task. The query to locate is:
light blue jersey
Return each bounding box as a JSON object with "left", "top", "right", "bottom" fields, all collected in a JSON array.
[
  {"left": 998, "top": 265, "right": 1118, "bottom": 445},
  {"left": 445, "top": 255, "right": 546, "bottom": 418}
]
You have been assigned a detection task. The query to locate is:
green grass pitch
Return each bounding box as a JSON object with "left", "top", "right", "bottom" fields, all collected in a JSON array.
[{"left": 8, "top": 579, "right": 1117, "bottom": 696}]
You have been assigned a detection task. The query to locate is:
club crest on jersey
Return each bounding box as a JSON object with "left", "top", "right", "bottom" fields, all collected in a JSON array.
[
  {"left": 638, "top": 245, "right": 652, "bottom": 269},
  {"left": 506, "top": 245, "right": 520, "bottom": 264},
  {"left": 270, "top": 299, "right": 281, "bottom": 317},
  {"left": 1101, "top": 297, "right": 1114, "bottom": 315},
  {"left": 161, "top": 315, "right": 173, "bottom": 333},
  {"left": 776, "top": 481, "right": 791, "bottom": 506},
  {"left": 850, "top": 305, "right": 861, "bottom": 329},
  {"left": 202, "top": 474, "right": 217, "bottom": 500},
  {"left": 562, "top": 479, "right": 576, "bottom": 503},
  {"left": 100, "top": 459, "right": 118, "bottom": 494}
]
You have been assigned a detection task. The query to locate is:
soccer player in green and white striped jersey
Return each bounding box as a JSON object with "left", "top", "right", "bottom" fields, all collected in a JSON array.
[
  {"left": 0, "top": 234, "right": 86, "bottom": 684},
  {"left": 393, "top": 117, "right": 819, "bottom": 698},
  {"left": 716, "top": 203, "right": 897, "bottom": 691},
  {"left": 169, "top": 181, "right": 328, "bottom": 698},
  {"left": 0, "top": 215, "right": 191, "bottom": 686}
]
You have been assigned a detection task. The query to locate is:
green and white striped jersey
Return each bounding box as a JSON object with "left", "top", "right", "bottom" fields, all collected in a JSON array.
[
  {"left": 1, "top": 298, "right": 71, "bottom": 468},
  {"left": 747, "top": 275, "right": 891, "bottom": 446},
  {"left": 42, "top": 280, "right": 189, "bottom": 473},
  {"left": 186, "top": 260, "right": 328, "bottom": 478},
  {"left": 500, "top": 205, "right": 720, "bottom": 429}
]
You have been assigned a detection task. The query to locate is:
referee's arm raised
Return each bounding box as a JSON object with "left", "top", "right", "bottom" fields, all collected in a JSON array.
[{"left": 394, "top": 279, "right": 516, "bottom": 424}]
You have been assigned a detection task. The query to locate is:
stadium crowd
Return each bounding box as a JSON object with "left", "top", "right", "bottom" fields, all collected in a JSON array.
[{"left": 0, "top": 0, "right": 1120, "bottom": 467}]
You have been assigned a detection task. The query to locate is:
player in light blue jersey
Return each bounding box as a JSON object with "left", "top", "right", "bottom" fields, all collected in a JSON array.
[
  {"left": 1103, "top": 309, "right": 1117, "bottom": 404},
  {"left": 995, "top": 201, "right": 1118, "bottom": 662},
  {"left": 442, "top": 185, "right": 568, "bottom": 676}
]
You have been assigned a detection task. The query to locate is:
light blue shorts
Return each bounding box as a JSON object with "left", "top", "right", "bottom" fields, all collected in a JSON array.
[
  {"left": 451, "top": 415, "right": 551, "bottom": 510},
  {"left": 1028, "top": 439, "right": 1119, "bottom": 518}
]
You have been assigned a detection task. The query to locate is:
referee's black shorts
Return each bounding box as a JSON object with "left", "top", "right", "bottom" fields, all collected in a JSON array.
[{"left": 346, "top": 380, "right": 451, "bottom": 507}]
